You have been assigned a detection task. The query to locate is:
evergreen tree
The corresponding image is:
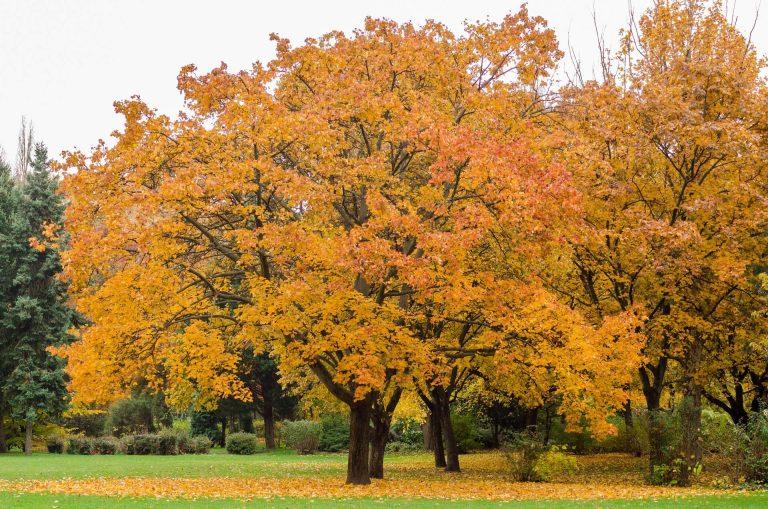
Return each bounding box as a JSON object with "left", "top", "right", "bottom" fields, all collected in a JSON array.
[
  {"left": 0, "top": 143, "right": 73, "bottom": 454},
  {"left": 0, "top": 153, "right": 16, "bottom": 453}
]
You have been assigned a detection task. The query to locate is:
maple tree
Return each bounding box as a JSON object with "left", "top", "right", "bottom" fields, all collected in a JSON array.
[
  {"left": 58, "top": 7, "right": 646, "bottom": 484},
  {"left": 553, "top": 0, "right": 768, "bottom": 484}
]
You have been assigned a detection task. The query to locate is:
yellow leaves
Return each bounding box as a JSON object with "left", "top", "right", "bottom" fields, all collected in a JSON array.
[{"left": 0, "top": 453, "right": 738, "bottom": 501}]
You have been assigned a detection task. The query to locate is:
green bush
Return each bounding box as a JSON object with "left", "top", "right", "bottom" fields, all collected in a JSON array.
[
  {"left": 157, "top": 429, "right": 179, "bottom": 455},
  {"left": 189, "top": 435, "right": 212, "bottom": 454},
  {"left": 390, "top": 418, "right": 423, "bottom": 448},
  {"left": 318, "top": 414, "right": 349, "bottom": 452},
  {"left": 130, "top": 434, "right": 161, "bottom": 455},
  {"left": 452, "top": 413, "right": 481, "bottom": 453},
  {"left": 46, "top": 436, "right": 65, "bottom": 454},
  {"left": 385, "top": 441, "right": 422, "bottom": 453},
  {"left": 226, "top": 432, "right": 262, "bottom": 454},
  {"left": 104, "top": 397, "right": 154, "bottom": 437},
  {"left": 63, "top": 411, "right": 107, "bottom": 437},
  {"left": 190, "top": 411, "right": 220, "bottom": 443},
  {"left": 66, "top": 436, "right": 93, "bottom": 455},
  {"left": 92, "top": 437, "right": 117, "bottom": 455},
  {"left": 535, "top": 447, "right": 579, "bottom": 480},
  {"left": 741, "top": 412, "right": 768, "bottom": 483},
  {"left": 503, "top": 431, "right": 547, "bottom": 481},
  {"left": 283, "top": 420, "right": 321, "bottom": 454}
]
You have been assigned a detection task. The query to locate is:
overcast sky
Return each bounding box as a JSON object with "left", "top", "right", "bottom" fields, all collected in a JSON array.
[{"left": 0, "top": 0, "right": 765, "bottom": 159}]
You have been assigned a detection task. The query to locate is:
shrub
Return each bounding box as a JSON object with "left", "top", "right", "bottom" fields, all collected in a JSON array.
[
  {"left": 390, "top": 418, "right": 423, "bottom": 448},
  {"left": 46, "top": 436, "right": 65, "bottom": 454},
  {"left": 66, "top": 436, "right": 93, "bottom": 455},
  {"left": 535, "top": 447, "right": 579, "bottom": 480},
  {"left": 191, "top": 411, "right": 220, "bottom": 444},
  {"left": 130, "top": 434, "right": 161, "bottom": 455},
  {"left": 226, "top": 432, "right": 261, "bottom": 455},
  {"left": 452, "top": 413, "right": 481, "bottom": 453},
  {"left": 157, "top": 429, "right": 179, "bottom": 455},
  {"left": 503, "top": 431, "right": 547, "bottom": 481},
  {"left": 62, "top": 411, "right": 107, "bottom": 437},
  {"left": 92, "top": 437, "right": 117, "bottom": 455},
  {"left": 190, "top": 435, "right": 212, "bottom": 454},
  {"left": 740, "top": 412, "right": 768, "bottom": 483},
  {"left": 318, "top": 414, "right": 349, "bottom": 452},
  {"left": 283, "top": 420, "right": 321, "bottom": 454},
  {"left": 104, "top": 397, "right": 154, "bottom": 437},
  {"left": 385, "top": 441, "right": 422, "bottom": 453}
]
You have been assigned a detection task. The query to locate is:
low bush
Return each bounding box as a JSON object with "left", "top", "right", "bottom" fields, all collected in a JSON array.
[
  {"left": 385, "top": 441, "right": 422, "bottom": 453},
  {"left": 189, "top": 435, "right": 212, "bottom": 454},
  {"left": 92, "top": 437, "right": 117, "bottom": 455},
  {"left": 130, "top": 434, "right": 161, "bottom": 455},
  {"left": 283, "top": 420, "right": 321, "bottom": 454},
  {"left": 318, "top": 414, "right": 349, "bottom": 452},
  {"left": 390, "top": 418, "right": 423, "bottom": 448},
  {"left": 66, "top": 436, "right": 93, "bottom": 455},
  {"left": 46, "top": 436, "right": 65, "bottom": 454},
  {"left": 452, "top": 413, "right": 481, "bottom": 453},
  {"left": 157, "top": 428, "right": 179, "bottom": 455},
  {"left": 104, "top": 397, "right": 154, "bottom": 437},
  {"left": 226, "top": 432, "right": 261, "bottom": 455},
  {"left": 503, "top": 431, "right": 547, "bottom": 481},
  {"left": 535, "top": 447, "right": 579, "bottom": 480}
]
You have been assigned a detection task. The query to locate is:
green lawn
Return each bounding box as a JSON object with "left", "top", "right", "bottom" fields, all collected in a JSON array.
[
  {"left": 0, "top": 448, "right": 349, "bottom": 480},
  {"left": 1, "top": 492, "right": 767, "bottom": 509},
  {"left": 0, "top": 450, "right": 765, "bottom": 508}
]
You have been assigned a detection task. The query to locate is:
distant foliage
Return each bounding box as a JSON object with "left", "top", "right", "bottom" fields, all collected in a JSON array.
[
  {"left": 225, "top": 432, "right": 262, "bottom": 455},
  {"left": 283, "top": 421, "right": 321, "bottom": 455},
  {"left": 318, "top": 414, "right": 349, "bottom": 453}
]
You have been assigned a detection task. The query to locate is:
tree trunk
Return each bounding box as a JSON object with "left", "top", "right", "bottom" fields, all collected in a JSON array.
[
  {"left": 422, "top": 418, "right": 433, "bottom": 451},
  {"left": 239, "top": 412, "right": 254, "bottom": 433},
  {"left": 640, "top": 358, "right": 667, "bottom": 476},
  {"left": 0, "top": 398, "right": 7, "bottom": 453},
  {"left": 369, "top": 416, "right": 389, "bottom": 479},
  {"left": 677, "top": 384, "right": 702, "bottom": 487},
  {"left": 219, "top": 416, "right": 227, "bottom": 448},
  {"left": 431, "top": 408, "right": 446, "bottom": 468},
  {"left": 263, "top": 402, "right": 276, "bottom": 449},
  {"left": 435, "top": 389, "right": 460, "bottom": 472},
  {"left": 24, "top": 418, "right": 33, "bottom": 455},
  {"left": 347, "top": 399, "right": 372, "bottom": 485}
]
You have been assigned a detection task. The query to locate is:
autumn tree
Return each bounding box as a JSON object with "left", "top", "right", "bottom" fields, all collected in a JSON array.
[
  {"left": 63, "top": 9, "right": 643, "bottom": 484},
  {"left": 555, "top": 0, "right": 768, "bottom": 484}
]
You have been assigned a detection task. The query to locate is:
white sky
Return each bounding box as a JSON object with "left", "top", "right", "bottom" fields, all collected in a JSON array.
[{"left": 0, "top": 0, "right": 765, "bottom": 159}]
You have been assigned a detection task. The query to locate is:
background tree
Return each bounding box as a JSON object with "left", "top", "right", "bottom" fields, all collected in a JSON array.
[
  {"left": 554, "top": 0, "right": 768, "bottom": 484},
  {"left": 0, "top": 143, "right": 73, "bottom": 454}
]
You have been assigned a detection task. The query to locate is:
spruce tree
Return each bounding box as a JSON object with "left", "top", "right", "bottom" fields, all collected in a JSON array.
[
  {"left": 0, "top": 143, "right": 72, "bottom": 454},
  {"left": 0, "top": 153, "right": 16, "bottom": 453}
]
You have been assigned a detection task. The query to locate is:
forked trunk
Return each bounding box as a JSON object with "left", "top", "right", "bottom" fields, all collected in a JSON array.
[
  {"left": 369, "top": 418, "right": 389, "bottom": 479},
  {"left": 346, "top": 399, "right": 372, "bottom": 485},
  {"left": 434, "top": 388, "right": 460, "bottom": 472},
  {"left": 431, "top": 407, "right": 446, "bottom": 468}
]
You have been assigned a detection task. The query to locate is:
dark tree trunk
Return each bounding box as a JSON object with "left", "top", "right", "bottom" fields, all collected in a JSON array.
[
  {"left": 239, "top": 412, "right": 254, "bottom": 433},
  {"left": 0, "top": 397, "right": 7, "bottom": 453},
  {"left": 490, "top": 421, "right": 500, "bottom": 449},
  {"left": 677, "top": 384, "right": 702, "bottom": 487},
  {"left": 640, "top": 358, "right": 668, "bottom": 475},
  {"left": 422, "top": 418, "right": 433, "bottom": 451},
  {"left": 346, "top": 399, "right": 372, "bottom": 485},
  {"left": 369, "top": 390, "right": 400, "bottom": 479},
  {"left": 219, "top": 416, "right": 227, "bottom": 448},
  {"left": 263, "top": 402, "right": 276, "bottom": 449},
  {"left": 434, "top": 389, "right": 460, "bottom": 472},
  {"left": 431, "top": 408, "right": 446, "bottom": 468},
  {"left": 24, "top": 418, "right": 33, "bottom": 455}
]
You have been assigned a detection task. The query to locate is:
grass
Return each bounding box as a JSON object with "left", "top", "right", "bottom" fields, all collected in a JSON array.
[
  {"left": 1, "top": 492, "right": 767, "bottom": 509},
  {"left": 0, "top": 448, "right": 348, "bottom": 480},
  {"left": 0, "top": 450, "right": 765, "bottom": 508}
]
